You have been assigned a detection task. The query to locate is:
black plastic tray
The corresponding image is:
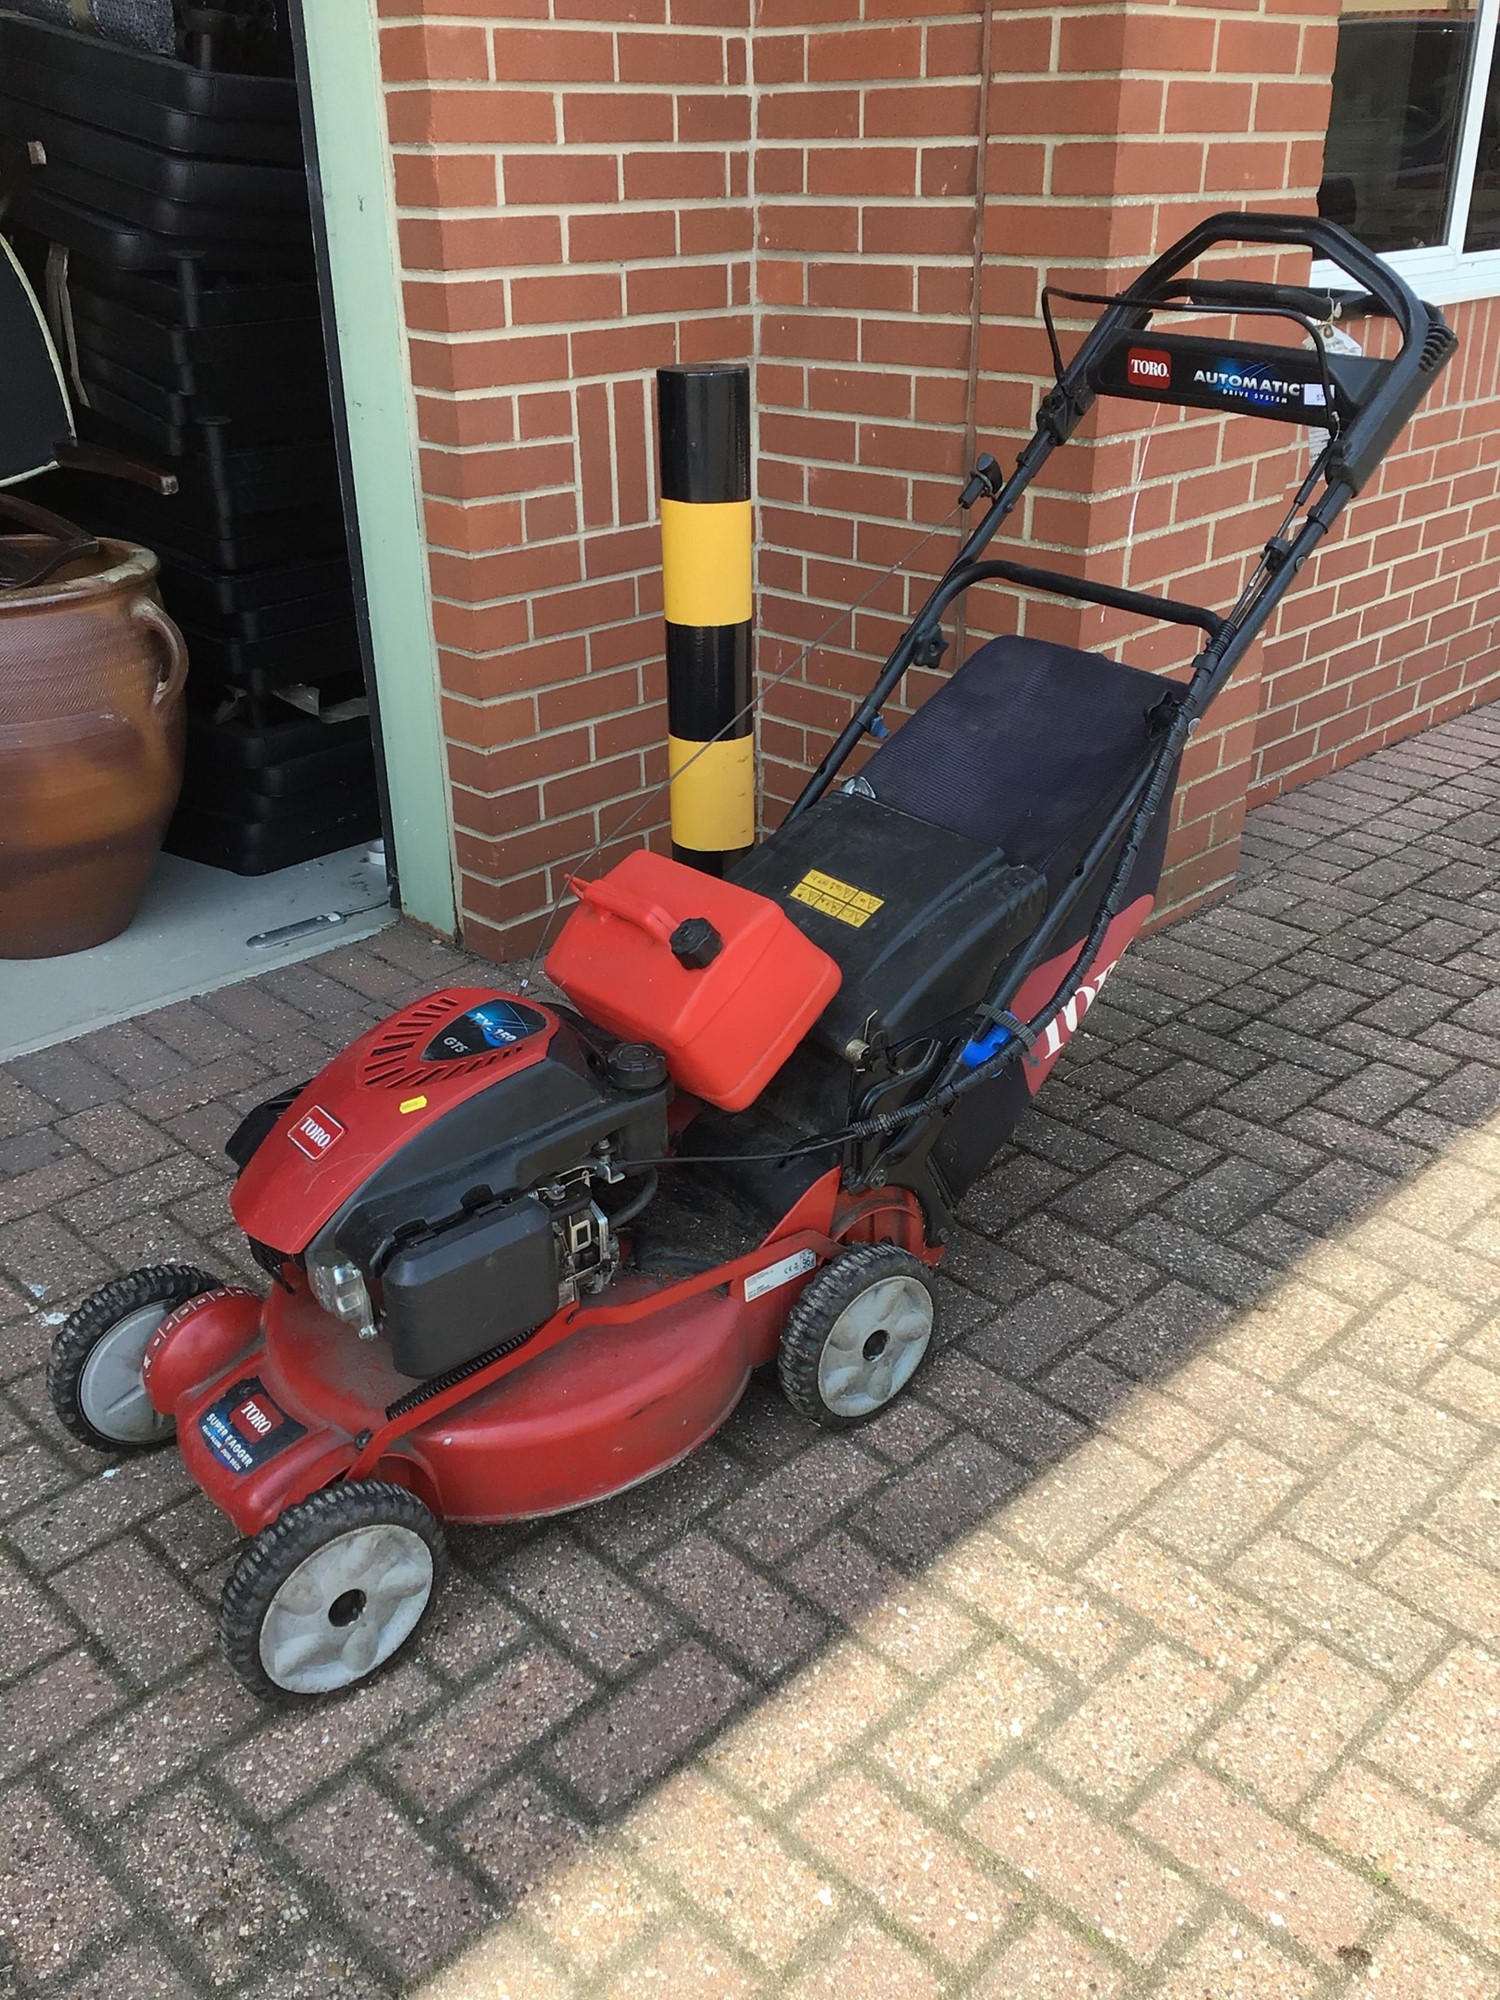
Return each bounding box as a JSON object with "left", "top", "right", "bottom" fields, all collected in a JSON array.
[
  {"left": 164, "top": 583, "right": 354, "bottom": 642},
  {"left": 165, "top": 796, "right": 382, "bottom": 875},
  {"left": 161, "top": 549, "right": 350, "bottom": 614},
  {"left": 34, "top": 472, "right": 346, "bottom": 572},
  {"left": 70, "top": 290, "right": 325, "bottom": 400},
  {"left": 67, "top": 258, "right": 321, "bottom": 329},
  {"left": 0, "top": 18, "right": 299, "bottom": 128},
  {"left": 179, "top": 766, "right": 377, "bottom": 817},
  {"left": 0, "top": 101, "right": 308, "bottom": 211},
  {"left": 14, "top": 182, "right": 314, "bottom": 271},
  {"left": 184, "top": 709, "right": 374, "bottom": 770},
  {"left": 76, "top": 373, "right": 331, "bottom": 458},
  {"left": 76, "top": 409, "right": 341, "bottom": 511},
  {"left": 75, "top": 346, "right": 331, "bottom": 436},
  {"left": 181, "top": 623, "right": 364, "bottom": 689},
  {"left": 1, "top": 49, "right": 300, "bottom": 165}
]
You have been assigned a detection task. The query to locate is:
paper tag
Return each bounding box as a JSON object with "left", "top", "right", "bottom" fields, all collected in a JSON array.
[{"left": 1307, "top": 323, "right": 1363, "bottom": 459}]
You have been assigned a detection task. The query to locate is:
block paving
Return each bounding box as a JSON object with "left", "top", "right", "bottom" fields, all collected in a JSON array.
[{"left": 3, "top": 704, "right": 1500, "bottom": 1996}]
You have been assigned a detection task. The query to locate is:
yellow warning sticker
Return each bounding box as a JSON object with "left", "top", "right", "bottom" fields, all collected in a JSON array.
[{"left": 789, "top": 869, "right": 884, "bottom": 928}]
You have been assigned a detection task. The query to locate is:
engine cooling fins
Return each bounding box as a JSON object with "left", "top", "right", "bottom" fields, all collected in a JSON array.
[{"left": 358, "top": 992, "right": 543, "bottom": 1093}]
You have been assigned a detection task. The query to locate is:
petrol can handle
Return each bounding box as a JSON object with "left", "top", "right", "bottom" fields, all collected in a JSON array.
[{"left": 567, "top": 874, "right": 679, "bottom": 947}]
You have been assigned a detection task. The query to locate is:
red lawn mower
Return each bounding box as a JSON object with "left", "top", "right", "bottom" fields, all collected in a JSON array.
[{"left": 50, "top": 214, "right": 1453, "bottom": 1698}]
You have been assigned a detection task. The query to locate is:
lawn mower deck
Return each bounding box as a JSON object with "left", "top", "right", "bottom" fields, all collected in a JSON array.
[
  {"left": 49, "top": 210, "right": 1457, "bottom": 1698},
  {"left": 152, "top": 1163, "right": 930, "bottom": 1542}
]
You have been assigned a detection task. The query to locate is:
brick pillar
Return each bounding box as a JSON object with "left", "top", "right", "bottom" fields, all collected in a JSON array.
[
  {"left": 754, "top": 0, "right": 990, "bottom": 820},
  {"left": 379, "top": 0, "right": 753, "bottom": 958}
]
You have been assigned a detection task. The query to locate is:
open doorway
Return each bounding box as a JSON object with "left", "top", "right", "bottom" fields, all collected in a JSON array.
[{"left": 0, "top": 1, "right": 403, "bottom": 1060}]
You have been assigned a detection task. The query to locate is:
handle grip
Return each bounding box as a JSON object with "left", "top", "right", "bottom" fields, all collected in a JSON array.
[
  {"left": 132, "top": 596, "right": 189, "bottom": 707},
  {"left": 1160, "top": 276, "right": 1343, "bottom": 319},
  {"left": 1129, "top": 211, "right": 1423, "bottom": 345}
]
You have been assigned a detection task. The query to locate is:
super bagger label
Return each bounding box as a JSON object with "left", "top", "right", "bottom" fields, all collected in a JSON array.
[{"left": 198, "top": 1376, "right": 306, "bottom": 1475}]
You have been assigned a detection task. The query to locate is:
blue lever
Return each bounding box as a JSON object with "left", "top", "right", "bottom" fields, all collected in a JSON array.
[{"left": 960, "top": 1021, "right": 1013, "bottom": 1068}]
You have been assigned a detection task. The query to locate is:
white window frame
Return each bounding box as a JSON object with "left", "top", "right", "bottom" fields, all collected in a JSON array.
[{"left": 1311, "top": 0, "right": 1500, "bottom": 303}]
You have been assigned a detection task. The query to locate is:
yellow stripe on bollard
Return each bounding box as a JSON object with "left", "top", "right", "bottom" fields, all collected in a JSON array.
[
  {"left": 660, "top": 499, "right": 754, "bottom": 627},
  {"left": 668, "top": 734, "right": 756, "bottom": 854}
]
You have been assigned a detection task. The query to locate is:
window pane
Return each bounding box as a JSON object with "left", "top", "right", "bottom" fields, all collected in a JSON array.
[
  {"left": 1318, "top": 0, "right": 1477, "bottom": 252},
  {"left": 1464, "top": 44, "right": 1500, "bottom": 245}
]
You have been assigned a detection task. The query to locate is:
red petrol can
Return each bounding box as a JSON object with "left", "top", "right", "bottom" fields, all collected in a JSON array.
[{"left": 546, "top": 850, "right": 840, "bottom": 1111}]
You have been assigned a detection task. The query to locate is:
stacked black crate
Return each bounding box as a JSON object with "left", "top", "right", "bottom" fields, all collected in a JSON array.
[{"left": 2, "top": 14, "right": 381, "bottom": 873}]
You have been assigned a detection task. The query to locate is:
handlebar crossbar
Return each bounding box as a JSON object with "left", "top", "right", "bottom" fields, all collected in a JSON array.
[{"left": 913, "top": 558, "right": 1225, "bottom": 643}]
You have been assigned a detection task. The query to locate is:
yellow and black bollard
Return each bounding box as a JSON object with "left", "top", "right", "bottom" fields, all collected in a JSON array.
[{"left": 657, "top": 363, "right": 753, "bottom": 874}]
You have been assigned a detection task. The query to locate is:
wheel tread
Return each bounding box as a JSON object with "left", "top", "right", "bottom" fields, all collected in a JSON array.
[
  {"left": 48, "top": 1264, "right": 219, "bottom": 1452},
  {"left": 219, "top": 1479, "right": 446, "bottom": 1702},
  {"left": 778, "top": 1242, "right": 936, "bottom": 1429}
]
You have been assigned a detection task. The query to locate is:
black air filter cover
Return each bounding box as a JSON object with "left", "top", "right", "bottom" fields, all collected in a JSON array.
[{"left": 381, "top": 1198, "right": 560, "bottom": 1380}]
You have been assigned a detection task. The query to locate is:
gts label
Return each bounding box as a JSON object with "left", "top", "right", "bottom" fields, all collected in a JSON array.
[{"left": 790, "top": 869, "right": 884, "bottom": 928}]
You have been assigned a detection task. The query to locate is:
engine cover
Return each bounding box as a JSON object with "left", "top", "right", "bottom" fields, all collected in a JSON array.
[{"left": 228, "top": 987, "right": 670, "bottom": 1376}]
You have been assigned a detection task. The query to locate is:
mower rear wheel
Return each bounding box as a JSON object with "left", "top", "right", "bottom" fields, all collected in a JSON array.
[
  {"left": 49, "top": 1264, "right": 220, "bottom": 1452},
  {"left": 220, "top": 1481, "right": 446, "bottom": 1701},
  {"left": 779, "top": 1244, "right": 937, "bottom": 1428}
]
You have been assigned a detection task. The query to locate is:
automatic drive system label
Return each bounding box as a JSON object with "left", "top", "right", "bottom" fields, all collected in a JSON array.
[
  {"left": 1102, "top": 334, "right": 1350, "bottom": 425},
  {"left": 199, "top": 1376, "right": 307, "bottom": 1475}
]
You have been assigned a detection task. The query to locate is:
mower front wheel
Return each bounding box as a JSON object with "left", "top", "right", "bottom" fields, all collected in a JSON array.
[
  {"left": 779, "top": 1244, "right": 938, "bottom": 1428},
  {"left": 220, "top": 1481, "right": 446, "bottom": 1701},
  {"left": 49, "top": 1263, "right": 221, "bottom": 1452}
]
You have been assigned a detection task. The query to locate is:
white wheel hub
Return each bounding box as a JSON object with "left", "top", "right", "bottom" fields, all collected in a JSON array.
[
  {"left": 78, "top": 1304, "right": 175, "bottom": 1445},
  {"left": 259, "top": 1524, "right": 435, "bottom": 1694},
  {"left": 817, "top": 1274, "right": 933, "bottom": 1417}
]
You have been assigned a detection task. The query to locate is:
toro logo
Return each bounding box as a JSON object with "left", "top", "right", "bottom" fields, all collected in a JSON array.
[
  {"left": 288, "top": 1105, "right": 346, "bottom": 1160},
  {"left": 232, "top": 1395, "right": 280, "bottom": 1441},
  {"left": 1127, "top": 347, "right": 1172, "bottom": 387},
  {"left": 198, "top": 1374, "right": 307, "bottom": 1475}
]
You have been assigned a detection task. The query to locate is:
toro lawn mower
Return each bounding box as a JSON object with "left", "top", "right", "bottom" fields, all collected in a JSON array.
[{"left": 50, "top": 213, "right": 1454, "bottom": 1699}]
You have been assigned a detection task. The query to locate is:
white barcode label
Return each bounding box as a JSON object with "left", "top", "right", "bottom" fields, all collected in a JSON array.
[{"left": 743, "top": 1248, "right": 818, "bottom": 1301}]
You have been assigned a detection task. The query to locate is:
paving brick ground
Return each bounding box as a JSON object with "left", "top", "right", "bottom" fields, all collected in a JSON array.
[{"left": 3, "top": 704, "right": 1500, "bottom": 1998}]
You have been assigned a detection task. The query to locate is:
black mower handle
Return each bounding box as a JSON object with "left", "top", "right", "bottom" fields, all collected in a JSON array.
[
  {"left": 789, "top": 211, "right": 1455, "bottom": 823},
  {"left": 1059, "top": 211, "right": 1455, "bottom": 496},
  {"left": 911, "top": 556, "right": 1225, "bottom": 646},
  {"left": 1125, "top": 211, "right": 1423, "bottom": 342}
]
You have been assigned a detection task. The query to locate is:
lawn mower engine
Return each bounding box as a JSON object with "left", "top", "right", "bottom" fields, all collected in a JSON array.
[{"left": 225, "top": 991, "right": 674, "bottom": 1381}]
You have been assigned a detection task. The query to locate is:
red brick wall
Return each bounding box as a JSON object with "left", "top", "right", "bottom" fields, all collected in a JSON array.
[
  {"left": 1252, "top": 294, "right": 1500, "bottom": 802},
  {"left": 377, "top": 0, "right": 1497, "bottom": 956}
]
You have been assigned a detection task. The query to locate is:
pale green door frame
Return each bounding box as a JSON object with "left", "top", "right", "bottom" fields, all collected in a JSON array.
[{"left": 291, "top": 0, "right": 456, "bottom": 937}]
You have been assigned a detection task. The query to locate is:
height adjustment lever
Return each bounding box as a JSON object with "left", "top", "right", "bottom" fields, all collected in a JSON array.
[{"left": 958, "top": 453, "right": 1003, "bottom": 509}]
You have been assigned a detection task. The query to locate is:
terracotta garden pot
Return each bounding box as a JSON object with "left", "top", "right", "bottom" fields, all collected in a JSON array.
[{"left": 0, "top": 523, "right": 188, "bottom": 958}]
